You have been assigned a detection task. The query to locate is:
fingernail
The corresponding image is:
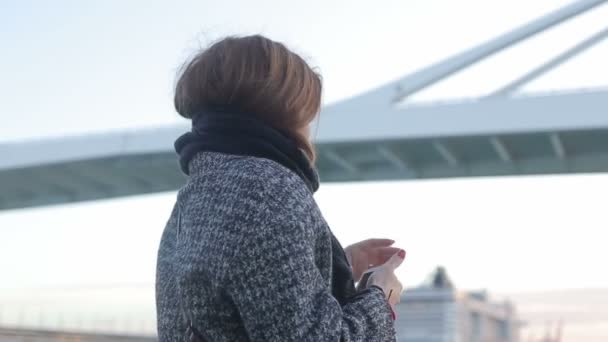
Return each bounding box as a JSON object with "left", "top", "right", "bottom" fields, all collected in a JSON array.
[
  {"left": 390, "top": 307, "right": 396, "bottom": 320},
  {"left": 398, "top": 250, "right": 406, "bottom": 258}
]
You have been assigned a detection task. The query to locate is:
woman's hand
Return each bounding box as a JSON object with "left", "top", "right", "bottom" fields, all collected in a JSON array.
[
  {"left": 344, "top": 238, "right": 401, "bottom": 281},
  {"left": 367, "top": 250, "right": 405, "bottom": 309}
]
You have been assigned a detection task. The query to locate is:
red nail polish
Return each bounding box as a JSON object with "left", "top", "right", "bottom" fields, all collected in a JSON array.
[
  {"left": 398, "top": 250, "right": 406, "bottom": 258},
  {"left": 390, "top": 307, "right": 396, "bottom": 320}
]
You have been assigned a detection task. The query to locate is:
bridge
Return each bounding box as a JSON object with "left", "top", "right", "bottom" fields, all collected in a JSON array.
[{"left": 1, "top": 0, "right": 607, "bottom": 211}]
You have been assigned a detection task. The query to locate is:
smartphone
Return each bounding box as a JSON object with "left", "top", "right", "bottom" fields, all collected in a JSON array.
[{"left": 356, "top": 266, "right": 380, "bottom": 291}]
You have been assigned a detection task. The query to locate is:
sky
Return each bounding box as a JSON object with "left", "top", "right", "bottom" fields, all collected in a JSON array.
[
  {"left": 3, "top": 0, "right": 607, "bottom": 142},
  {"left": 1, "top": 0, "right": 608, "bottom": 336}
]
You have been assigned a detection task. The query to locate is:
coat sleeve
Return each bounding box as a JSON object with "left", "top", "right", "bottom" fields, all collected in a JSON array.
[{"left": 221, "top": 184, "right": 396, "bottom": 342}]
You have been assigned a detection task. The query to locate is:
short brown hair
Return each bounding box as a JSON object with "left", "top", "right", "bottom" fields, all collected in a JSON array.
[{"left": 174, "top": 35, "right": 322, "bottom": 162}]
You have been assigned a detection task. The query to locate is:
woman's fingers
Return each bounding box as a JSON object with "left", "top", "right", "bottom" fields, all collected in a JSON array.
[
  {"left": 368, "top": 246, "right": 401, "bottom": 266},
  {"left": 386, "top": 250, "right": 406, "bottom": 271},
  {"left": 361, "top": 238, "right": 395, "bottom": 248},
  {"left": 377, "top": 246, "right": 401, "bottom": 257}
]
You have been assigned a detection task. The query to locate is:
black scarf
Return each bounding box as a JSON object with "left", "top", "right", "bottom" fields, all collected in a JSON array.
[{"left": 175, "top": 111, "right": 357, "bottom": 305}]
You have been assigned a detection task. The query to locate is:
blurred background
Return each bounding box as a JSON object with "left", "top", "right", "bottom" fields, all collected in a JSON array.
[{"left": 1, "top": 0, "right": 607, "bottom": 341}]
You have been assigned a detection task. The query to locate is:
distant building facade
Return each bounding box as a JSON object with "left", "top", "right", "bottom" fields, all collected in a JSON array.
[
  {"left": 395, "top": 267, "right": 520, "bottom": 342},
  {"left": 3, "top": 268, "right": 520, "bottom": 342},
  {"left": 0, "top": 327, "right": 156, "bottom": 342}
]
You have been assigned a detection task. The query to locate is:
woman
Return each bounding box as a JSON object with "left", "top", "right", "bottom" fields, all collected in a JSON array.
[{"left": 156, "top": 35, "right": 405, "bottom": 342}]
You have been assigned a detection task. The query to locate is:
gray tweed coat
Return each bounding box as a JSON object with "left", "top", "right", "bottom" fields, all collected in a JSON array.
[{"left": 156, "top": 152, "right": 396, "bottom": 341}]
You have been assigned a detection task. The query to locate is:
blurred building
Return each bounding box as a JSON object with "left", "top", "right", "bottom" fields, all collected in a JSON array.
[
  {"left": 395, "top": 267, "right": 521, "bottom": 342},
  {"left": 0, "top": 327, "right": 156, "bottom": 342}
]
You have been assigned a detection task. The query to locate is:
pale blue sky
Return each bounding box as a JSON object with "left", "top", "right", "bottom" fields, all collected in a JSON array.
[
  {"left": 4, "top": 0, "right": 606, "bottom": 141},
  {"left": 1, "top": 0, "right": 608, "bottom": 330}
]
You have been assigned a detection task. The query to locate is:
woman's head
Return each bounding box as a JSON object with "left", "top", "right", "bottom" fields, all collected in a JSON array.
[{"left": 174, "top": 35, "right": 322, "bottom": 162}]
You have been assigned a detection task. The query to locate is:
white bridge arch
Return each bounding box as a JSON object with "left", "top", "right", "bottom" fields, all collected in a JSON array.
[{"left": 1, "top": 0, "right": 607, "bottom": 210}]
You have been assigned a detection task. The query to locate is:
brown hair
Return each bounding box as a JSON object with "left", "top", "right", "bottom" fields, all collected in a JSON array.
[{"left": 174, "top": 35, "right": 322, "bottom": 162}]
